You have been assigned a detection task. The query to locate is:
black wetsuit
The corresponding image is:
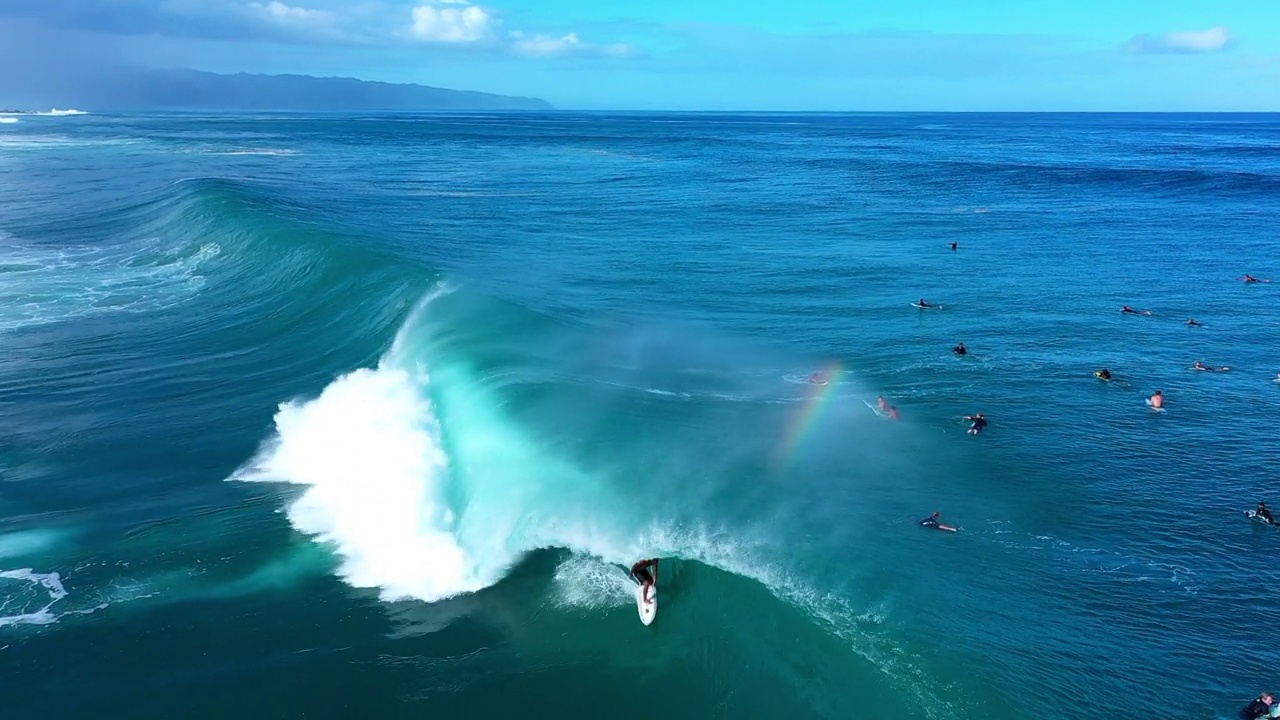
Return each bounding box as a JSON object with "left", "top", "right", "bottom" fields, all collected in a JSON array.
[
  {"left": 920, "top": 517, "right": 940, "bottom": 529},
  {"left": 630, "top": 562, "right": 655, "bottom": 586},
  {"left": 953, "top": 346, "right": 966, "bottom": 355},
  {"left": 969, "top": 417, "right": 988, "bottom": 431},
  {"left": 1241, "top": 698, "right": 1272, "bottom": 719},
  {"left": 1258, "top": 507, "right": 1274, "bottom": 525}
]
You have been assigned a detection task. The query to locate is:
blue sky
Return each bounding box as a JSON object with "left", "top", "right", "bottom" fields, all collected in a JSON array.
[{"left": 1, "top": 0, "right": 1278, "bottom": 110}]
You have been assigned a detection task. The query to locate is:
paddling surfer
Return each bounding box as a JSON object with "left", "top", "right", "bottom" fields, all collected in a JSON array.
[{"left": 920, "top": 512, "right": 958, "bottom": 532}]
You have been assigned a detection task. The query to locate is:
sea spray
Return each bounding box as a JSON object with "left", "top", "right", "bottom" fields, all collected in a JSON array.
[{"left": 235, "top": 364, "right": 481, "bottom": 602}]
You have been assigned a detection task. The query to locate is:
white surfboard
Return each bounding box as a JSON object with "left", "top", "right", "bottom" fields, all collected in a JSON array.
[
  {"left": 1245, "top": 510, "right": 1275, "bottom": 526},
  {"left": 636, "top": 583, "right": 657, "bottom": 626},
  {"left": 911, "top": 303, "right": 942, "bottom": 309},
  {"left": 1145, "top": 398, "right": 1165, "bottom": 412}
]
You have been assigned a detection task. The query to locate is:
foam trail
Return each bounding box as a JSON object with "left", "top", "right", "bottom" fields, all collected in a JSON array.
[
  {"left": 0, "top": 117, "right": 17, "bottom": 125},
  {"left": 552, "top": 555, "right": 635, "bottom": 609},
  {"left": 0, "top": 569, "right": 67, "bottom": 627}
]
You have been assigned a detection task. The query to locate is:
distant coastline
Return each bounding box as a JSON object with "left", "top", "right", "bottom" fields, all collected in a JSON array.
[{"left": 1, "top": 70, "right": 550, "bottom": 113}]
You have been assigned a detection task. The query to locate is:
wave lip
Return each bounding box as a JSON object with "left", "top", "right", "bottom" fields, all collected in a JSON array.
[
  {"left": 231, "top": 287, "right": 631, "bottom": 604},
  {"left": 233, "top": 362, "right": 488, "bottom": 602}
]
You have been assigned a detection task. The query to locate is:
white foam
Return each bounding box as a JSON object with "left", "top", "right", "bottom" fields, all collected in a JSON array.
[
  {"left": 552, "top": 555, "right": 634, "bottom": 609},
  {"left": 0, "top": 239, "right": 218, "bottom": 332},
  {"left": 216, "top": 148, "right": 298, "bottom": 157},
  {"left": 0, "top": 117, "right": 17, "bottom": 125},
  {"left": 236, "top": 364, "right": 491, "bottom": 602},
  {"left": 232, "top": 286, "right": 632, "bottom": 603},
  {"left": 0, "top": 569, "right": 67, "bottom": 627},
  {"left": 43, "top": 109, "right": 87, "bottom": 116},
  {"left": 0, "top": 134, "right": 136, "bottom": 151}
]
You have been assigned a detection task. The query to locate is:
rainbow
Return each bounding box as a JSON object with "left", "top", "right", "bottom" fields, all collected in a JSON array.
[{"left": 773, "top": 361, "right": 844, "bottom": 466}]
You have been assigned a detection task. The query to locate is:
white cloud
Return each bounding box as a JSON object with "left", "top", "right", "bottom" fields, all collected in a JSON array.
[
  {"left": 249, "top": 1, "right": 333, "bottom": 24},
  {"left": 510, "top": 31, "right": 579, "bottom": 57},
  {"left": 409, "top": 2, "right": 493, "bottom": 43},
  {"left": 509, "top": 30, "right": 635, "bottom": 58},
  {"left": 1126, "top": 26, "right": 1233, "bottom": 54},
  {"left": 403, "top": 2, "right": 636, "bottom": 55}
]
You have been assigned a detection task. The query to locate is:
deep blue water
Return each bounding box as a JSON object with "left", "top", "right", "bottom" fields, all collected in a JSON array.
[{"left": 2, "top": 111, "right": 1280, "bottom": 719}]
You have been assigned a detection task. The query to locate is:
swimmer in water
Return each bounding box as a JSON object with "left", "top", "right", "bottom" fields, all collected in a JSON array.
[
  {"left": 877, "top": 396, "right": 889, "bottom": 412},
  {"left": 1121, "top": 305, "right": 1153, "bottom": 316},
  {"left": 887, "top": 405, "right": 900, "bottom": 420},
  {"left": 949, "top": 242, "right": 958, "bottom": 251},
  {"left": 953, "top": 341, "right": 967, "bottom": 355},
  {"left": 919, "top": 512, "right": 958, "bottom": 532},
  {"left": 964, "top": 412, "right": 987, "bottom": 435},
  {"left": 1095, "top": 368, "right": 1112, "bottom": 381},
  {"left": 1149, "top": 390, "right": 1164, "bottom": 409},
  {"left": 809, "top": 372, "right": 828, "bottom": 385},
  {"left": 1245, "top": 274, "right": 1260, "bottom": 283},
  {"left": 1187, "top": 319, "right": 1202, "bottom": 327}
]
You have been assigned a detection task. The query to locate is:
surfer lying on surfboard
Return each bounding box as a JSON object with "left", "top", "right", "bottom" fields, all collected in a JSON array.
[
  {"left": 1192, "top": 360, "right": 1231, "bottom": 372},
  {"left": 630, "top": 559, "right": 658, "bottom": 605},
  {"left": 1094, "top": 368, "right": 1112, "bottom": 381},
  {"left": 964, "top": 412, "right": 987, "bottom": 435},
  {"left": 1121, "top": 305, "right": 1153, "bottom": 316},
  {"left": 920, "top": 512, "right": 958, "bottom": 532}
]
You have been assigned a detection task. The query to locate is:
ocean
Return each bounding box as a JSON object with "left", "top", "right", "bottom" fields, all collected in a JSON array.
[{"left": 1, "top": 111, "right": 1279, "bottom": 719}]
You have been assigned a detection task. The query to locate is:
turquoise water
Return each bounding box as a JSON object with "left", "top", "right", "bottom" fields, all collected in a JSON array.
[{"left": 2, "top": 111, "right": 1280, "bottom": 719}]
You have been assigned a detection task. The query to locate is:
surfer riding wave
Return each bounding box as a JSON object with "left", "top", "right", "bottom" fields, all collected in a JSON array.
[{"left": 631, "top": 558, "right": 659, "bottom": 605}]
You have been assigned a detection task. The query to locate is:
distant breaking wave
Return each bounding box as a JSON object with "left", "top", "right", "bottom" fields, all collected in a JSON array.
[{"left": 0, "top": 109, "right": 87, "bottom": 117}]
